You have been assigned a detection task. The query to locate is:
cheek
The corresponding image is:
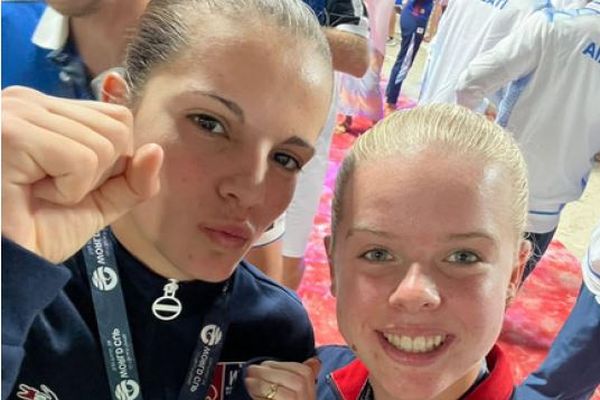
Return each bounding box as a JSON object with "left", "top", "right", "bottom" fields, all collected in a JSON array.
[
  {"left": 453, "top": 278, "right": 508, "bottom": 341},
  {"left": 161, "top": 143, "right": 215, "bottom": 194},
  {"left": 261, "top": 174, "right": 297, "bottom": 216},
  {"left": 335, "top": 270, "right": 383, "bottom": 342}
]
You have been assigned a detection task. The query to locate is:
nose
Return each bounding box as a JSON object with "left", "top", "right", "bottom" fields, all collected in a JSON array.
[
  {"left": 388, "top": 262, "right": 441, "bottom": 313},
  {"left": 218, "top": 143, "right": 269, "bottom": 209}
]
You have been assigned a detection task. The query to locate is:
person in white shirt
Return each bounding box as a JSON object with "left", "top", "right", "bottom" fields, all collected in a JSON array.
[
  {"left": 515, "top": 220, "right": 600, "bottom": 399},
  {"left": 455, "top": 3, "right": 600, "bottom": 280},
  {"left": 417, "top": 0, "right": 549, "bottom": 106},
  {"left": 247, "top": 0, "right": 369, "bottom": 289}
]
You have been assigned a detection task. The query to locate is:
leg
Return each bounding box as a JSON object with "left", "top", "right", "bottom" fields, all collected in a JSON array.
[
  {"left": 281, "top": 92, "right": 338, "bottom": 288},
  {"left": 388, "top": 8, "right": 398, "bottom": 42},
  {"left": 522, "top": 229, "right": 557, "bottom": 282},
  {"left": 515, "top": 284, "right": 600, "bottom": 400},
  {"left": 385, "top": 29, "right": 415, "bottom": 106}
]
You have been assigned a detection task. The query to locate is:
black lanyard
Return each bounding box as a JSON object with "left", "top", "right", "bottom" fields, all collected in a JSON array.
[{"left": 83, "top": 229, "right": 233, "bottom": 400}]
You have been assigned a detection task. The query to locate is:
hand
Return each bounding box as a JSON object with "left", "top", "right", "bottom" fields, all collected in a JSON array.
[
  {"left": 1, "top": 86, "right": 163, "bottom": 263},
  {"left": 245, "top": 358, "right": 320, "bottom": 400}
]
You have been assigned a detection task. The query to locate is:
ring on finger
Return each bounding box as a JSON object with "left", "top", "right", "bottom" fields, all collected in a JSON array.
[{"left": 264, "top": 382, "right": 279, "bottom": 400}]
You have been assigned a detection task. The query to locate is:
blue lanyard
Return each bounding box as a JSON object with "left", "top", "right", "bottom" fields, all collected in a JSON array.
[{"left": 83, "top": 229, "right": 233, "bottom": 400}]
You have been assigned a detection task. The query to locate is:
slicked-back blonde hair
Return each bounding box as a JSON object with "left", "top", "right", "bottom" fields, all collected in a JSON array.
[{"left": 331, "top": 104, "right": 528, "bottom": 241}]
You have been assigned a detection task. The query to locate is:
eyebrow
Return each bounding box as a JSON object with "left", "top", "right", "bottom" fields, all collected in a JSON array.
[
  {"left": 190, "top": 90, "right": 245, "bottom": 123},
  {"left": 281, "top": 136, "right": 315, "bottom": 153},
  {"left": 187, "top": 90, "right": 315, "bottom": 152},
  {"left": 346, "top": 227, "right": 395, "bottom": 240},
  {"left": 346, "top": 226, "right": 497, "bottom": 243},
  {"left": 445, "top": 232, "right": 498, "bottom": 242}
]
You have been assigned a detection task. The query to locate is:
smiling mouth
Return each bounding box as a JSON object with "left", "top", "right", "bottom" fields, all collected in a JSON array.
[{"left": 383, "top": 333, "right": 446, "bottom": 353}]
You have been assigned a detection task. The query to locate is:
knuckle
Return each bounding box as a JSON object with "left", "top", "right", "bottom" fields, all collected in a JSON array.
[
  {"left": 1, "top": 114, "right": 23, "bottom": 146},
  {"left": 96, "top": 136, "right": 118, "bottom": 167},
  {"left": 2, "top": 85, "right": 36, "bottom": 100},
  {"left": 62, "top": 150, "right": 98, "bottom": 204}
]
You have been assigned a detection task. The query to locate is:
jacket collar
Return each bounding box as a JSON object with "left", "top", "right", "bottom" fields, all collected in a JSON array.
[
  {"left": 32, "top": 6, "right": 69, "bottom": 50},
  {"left": 328, "top": 345, "right": 514, "bottom": 400}
]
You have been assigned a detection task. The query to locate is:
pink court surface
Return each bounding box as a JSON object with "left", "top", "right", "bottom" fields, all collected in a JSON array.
[{"left": 297, "top": 105, "right": 600, "bottom": 398}]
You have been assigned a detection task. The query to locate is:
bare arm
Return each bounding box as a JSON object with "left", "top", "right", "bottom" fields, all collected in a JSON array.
[{"left": 324, "top": 27, "right": 369, "bottom": 77}]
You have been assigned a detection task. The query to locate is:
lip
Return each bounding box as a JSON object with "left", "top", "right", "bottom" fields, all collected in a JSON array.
[
  {"left": 200, "top": 224, "right": 253, "bottom": 249},
  {"left": 376, "top": 329, "right": 454, "bottom": 367}
]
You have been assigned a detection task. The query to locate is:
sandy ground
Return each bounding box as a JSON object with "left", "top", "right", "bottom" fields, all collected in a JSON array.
[{"left": 382, "top": 39, "right": 600, "bottom": 261}]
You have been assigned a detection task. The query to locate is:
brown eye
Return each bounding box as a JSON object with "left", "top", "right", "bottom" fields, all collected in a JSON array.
[
  {"left": 273, "top": 152, "right": 301, "bottom": 172},
  {"left": 188, "top": 114, "right": 225, "bottom": 135}
]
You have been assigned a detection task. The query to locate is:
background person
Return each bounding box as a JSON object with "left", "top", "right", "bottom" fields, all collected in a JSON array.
[
  {"left": 247, "top": 0, "right": 370, "bottom": 289},
  {"left": 516, "top": 220, "right": 600, "bottom": 399},
  {"left": 456, "top": 2, "right": 600, "bottom": 279},
  {"left": 2, "top": 0, "right": 148, "bottom": 98}
]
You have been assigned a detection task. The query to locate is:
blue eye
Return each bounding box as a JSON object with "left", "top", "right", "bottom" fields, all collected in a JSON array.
[
  {"left": 360, "top": 249, "right": 394, "bottom": 262},
  {"left": 188, "top": 114, "right": 225, "bottom": 135},
  {"left": 445, "top": 250, "right": 480, "bottom": 265},
  {"left": 273, "top": 152, "right": 301, "bottom": 172}
]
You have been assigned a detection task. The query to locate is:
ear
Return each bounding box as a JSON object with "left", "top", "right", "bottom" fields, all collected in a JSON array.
[
  {"left": 506, "top": 239, "right": 532, "bottom": 308},
  {"left": 323, "top": 235, "right": 337, "bottom": 297},
  {"left": 101, "top": 71, "right": 129, "bottom": 105}
]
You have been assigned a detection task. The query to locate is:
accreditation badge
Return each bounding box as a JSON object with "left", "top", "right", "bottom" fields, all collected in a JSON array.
[{"left": 205, "top": 362, "right": 245, "bottom": 400}]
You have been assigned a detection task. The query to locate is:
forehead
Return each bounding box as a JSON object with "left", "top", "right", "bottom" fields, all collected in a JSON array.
[
  {"left": 340, "top": 151, "right": 513, "bottom": 237},
  {"left": 139, "top": 20, "right": 331, "bottom": 142},
  {"left": 175, "top": 16, "right": 329, "bottom": 89}
]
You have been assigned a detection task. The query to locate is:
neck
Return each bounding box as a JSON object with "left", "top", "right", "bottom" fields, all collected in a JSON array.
[
  {"left": 111, "top": 217, "right": 195, "bottom": 282},
  {"left": 69, "top": 1, "right": 146, "bottom": 77},
  {"left": 370, "top": 361, "right": 482, "bottom": 400}
]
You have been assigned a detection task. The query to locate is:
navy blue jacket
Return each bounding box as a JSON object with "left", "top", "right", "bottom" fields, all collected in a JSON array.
[
  {"left": 2, "top": 0, "right": 94, "bottom": 98},
  {"left": 2, "top": 234, "right": 314, "bottom": 399}
]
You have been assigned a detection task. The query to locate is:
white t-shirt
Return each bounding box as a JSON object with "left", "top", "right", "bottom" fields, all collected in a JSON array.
[
  {"left": 418, "top": 0, "right": 548, "bottom": 105},
  {"left": 254, "top": 1, "right": 369, "bottom": 256},
  {"left": 582, "top": 221, "right": 600, "bottom": 300},
  {"left": 456, "top": 5, "right": 600, "bottom": 233}
]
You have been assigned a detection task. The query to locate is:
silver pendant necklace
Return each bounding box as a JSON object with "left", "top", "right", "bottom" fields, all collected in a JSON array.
[{"left": 151, "top": 279, "right": 182, "bottom": 321}]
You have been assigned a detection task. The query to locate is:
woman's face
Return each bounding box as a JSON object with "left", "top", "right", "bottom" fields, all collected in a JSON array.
[
  {"left": 330, "top": 148, "right": 528, "bottom": 400},
  {"left": 113, "top": 22, "right": 332, "bottom": 281}
]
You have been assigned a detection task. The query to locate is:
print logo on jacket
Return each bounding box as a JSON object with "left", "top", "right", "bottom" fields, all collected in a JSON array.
[
  {"left": 201, "top": 324, "right": 223, "bottom": 346},
  {"left": 583, "top": 41, "right": 600, "bottom": 64},
  {"left": 16, "top": 384, "right": 58, "bottom": 400},
  {"left": 114, "top": 379, "right": 140, "bottom": 400},
  {"left": 91, "top": 267, "right": 118, "bottom": 291}
]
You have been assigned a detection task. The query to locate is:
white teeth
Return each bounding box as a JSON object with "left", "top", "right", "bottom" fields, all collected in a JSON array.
[{"left": 383, "top": 333, "right": 445, "bottom": 353}]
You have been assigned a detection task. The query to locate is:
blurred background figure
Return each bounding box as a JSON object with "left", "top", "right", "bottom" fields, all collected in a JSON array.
[
  {"left": 417, "top": 0, "right": 547, "bottom": 107},
  {"left": 516, "top": 220, "right": 600, "bottom": 399},
  {"left": 384, "top": 0, "right": 434, "bottom": 114},
  {"left": 336, "top": 0, "right": 396, "bottom": 133},
  {"left": 2, "top": 0, "right": 148, "bottom": 99},
  {"left": 456, "top": 1, "right": 600, "bottom": 281},
  {"left": 247, "top": 0, "right": 369, "bottom": 289}
]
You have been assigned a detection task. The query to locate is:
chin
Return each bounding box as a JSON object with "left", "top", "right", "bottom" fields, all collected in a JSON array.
[{"left": 187, "top": 261, "right": 239, "bottom": 283}]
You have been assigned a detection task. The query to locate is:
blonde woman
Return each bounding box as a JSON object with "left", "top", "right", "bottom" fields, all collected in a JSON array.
[{"left": 245, "top": 104, "right": 531, "bottom": 400}]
